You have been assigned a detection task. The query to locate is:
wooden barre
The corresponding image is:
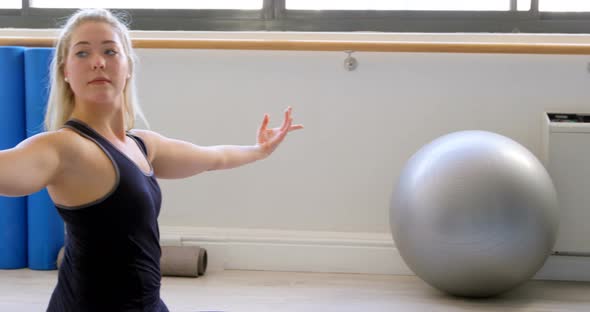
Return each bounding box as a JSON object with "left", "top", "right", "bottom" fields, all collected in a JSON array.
[{"left": 2, "top": 36, "right": 590, "bottom": 55}]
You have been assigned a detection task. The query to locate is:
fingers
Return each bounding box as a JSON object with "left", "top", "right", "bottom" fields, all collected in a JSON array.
[
  {"left": 285, "top": 107, "right": 304, "bottom": 132},
  {"left": 277, "top": 116, "right": 292, "bottom": 139},
  {"left": 276, "top": 118, "right": 291, "bottom": 142},
  {"left": 288, "top": 124, "right": 304, "bottom": 132},
  {"left": 280, "top": 107, "right": 292, "bottom": 132},
  {"left": 259, "top": 107, "right": 301, "bottom": 155},
  {"left": 258, "top": 114, "right": 269, "bottom": 134},
  {"left": 263, "top": 106, "right": 302, "bottom": 139},
  {"left": 271, "top": 114, "right": 291, "bottom": 145}
]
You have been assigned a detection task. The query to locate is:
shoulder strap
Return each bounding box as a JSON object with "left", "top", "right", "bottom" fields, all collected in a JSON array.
[{"left": 128, "top": 133, "right": 149, "bottom": 157}]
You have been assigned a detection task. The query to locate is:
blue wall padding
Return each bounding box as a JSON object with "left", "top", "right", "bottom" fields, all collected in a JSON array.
[
  {"left": 25, "top": 48, "right": 64, "bottom": 270},
  {"left": 0, "top": 47, "right": 28, "bottom": 269}
]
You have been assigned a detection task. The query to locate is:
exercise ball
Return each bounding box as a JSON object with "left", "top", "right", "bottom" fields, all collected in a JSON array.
[{"left": 390, "top": 130, "right": 558, "bottom": 297}]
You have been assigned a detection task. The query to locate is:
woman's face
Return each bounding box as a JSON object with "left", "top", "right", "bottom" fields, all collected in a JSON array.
[{"left": 64, "top": 21, "right": 130, "bottom": 108}]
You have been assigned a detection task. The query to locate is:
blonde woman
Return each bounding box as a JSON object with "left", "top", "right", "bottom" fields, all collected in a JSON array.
[{"left": 0, "top": 8, "right": 302, "bottom": 311}]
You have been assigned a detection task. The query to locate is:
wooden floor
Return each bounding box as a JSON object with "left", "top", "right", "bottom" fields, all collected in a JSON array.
[{"left": 1, "top": 269, "right": 589, "bottom": 311}]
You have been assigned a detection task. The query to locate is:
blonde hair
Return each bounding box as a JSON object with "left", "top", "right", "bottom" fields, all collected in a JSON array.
[{"left": 44, "top": 8, "right": 147, "bottom": 131}]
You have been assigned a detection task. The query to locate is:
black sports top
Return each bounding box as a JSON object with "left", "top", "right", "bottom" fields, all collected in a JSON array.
[{"left": 47, "top": 119, "right": 168, "bottom": 312}]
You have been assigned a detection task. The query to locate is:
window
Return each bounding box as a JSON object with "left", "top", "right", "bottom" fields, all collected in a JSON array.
[
  {"left": 540, "top": 0, "right": 590, "bottom": 12},
  {"left": 30, "top": 0, "right": 262, "bottom": 10},
  {"left": 286, "top": 1, "right": 511, "bottom": 11},
  {"left": 2, "top": 1, "right": 590, "bottom": 33},
  {"left": 0, "top": 0, "right": 21, "bottom": 9},
  {"left": 517, "top": 0, "right": 531, "bottom": 11}
]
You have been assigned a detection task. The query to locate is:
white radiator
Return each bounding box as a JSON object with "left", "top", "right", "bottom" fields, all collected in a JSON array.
[{"left": 543, "top": 112, "right": 590, "bottom": 257}]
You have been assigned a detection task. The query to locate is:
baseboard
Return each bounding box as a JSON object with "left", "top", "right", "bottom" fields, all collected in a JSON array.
[
  {"left": 159, "top": 226, "right": 590, "bottom": 281},
  {"left": 535, "top": 254, "right": 590, "bottom": 282},
  {"left": 160, "top": 226, "right": 412, "bottom": 275}
]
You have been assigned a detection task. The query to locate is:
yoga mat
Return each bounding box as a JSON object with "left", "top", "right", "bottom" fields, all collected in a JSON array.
[
  {"left": 57, "top": 245, "right": 208, "bottom": 277},
  {"left": 161, "top": 246, "right": 208, "bottom": 277},
  {"left": 0, "top": 46, "right": 27, "bottom": 269},
  {"left": 24, "top": 47, "right": 64, "bottom": 270}
]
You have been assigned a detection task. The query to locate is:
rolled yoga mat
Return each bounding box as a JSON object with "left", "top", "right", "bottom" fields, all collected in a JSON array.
[
  {"left": 160, "top": 245, "right": 208, "bottom": 277},
  {"left": 25, "top": 47, "right": 64, "bottom": 270},
  {"left": 57, "top": 245, "right": 208, "bottom": 277},
  {"left": 0, "top": 46, "right": 28, "bottom": 269}
]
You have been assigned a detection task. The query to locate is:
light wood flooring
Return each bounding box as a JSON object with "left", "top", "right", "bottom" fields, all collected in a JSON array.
[{"left": 0, "top": 269, "right": 589, "bottom": 311}]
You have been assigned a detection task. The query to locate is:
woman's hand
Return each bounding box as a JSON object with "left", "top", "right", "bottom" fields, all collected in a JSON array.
[
  {"left": 257, "top": 106, "right": 304, "bottom": 157},
  {"left": 132, "top": 107, "right": 303, "bottom": 178}
]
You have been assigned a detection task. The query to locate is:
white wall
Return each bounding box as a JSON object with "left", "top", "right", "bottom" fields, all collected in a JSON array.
[
  {"left": 136, "top": 49, "right": 590, "bottom": 232},
  {"left": 133, "top": 47, "right": 590, "bottom": 279}
]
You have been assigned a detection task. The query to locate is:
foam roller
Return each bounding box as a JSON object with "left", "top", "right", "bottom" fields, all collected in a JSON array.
[
  {"left": 25, "top": 47, "right": 64, "bottom": 270},
  {"left": 57, "top": 245, "right": 208, "bottom": 277},
  {"left": 0, "top": 46, "right": 27, "bottom": 269},
  {"left": 160, "top": 245, "right": 207, "bottom": 277}
]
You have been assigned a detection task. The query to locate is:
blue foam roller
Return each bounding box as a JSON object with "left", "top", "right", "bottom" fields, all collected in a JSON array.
[
  {"left": 0, "top": 47, "right": 28, "bottom": 269},
  {"left": 25, "top": 48, "right": 64, "bottom": 270}
]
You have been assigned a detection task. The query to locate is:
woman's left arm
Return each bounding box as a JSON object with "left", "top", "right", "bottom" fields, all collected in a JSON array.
[{"left": 132, "top": 107, "right": 303, "bottom": 179}]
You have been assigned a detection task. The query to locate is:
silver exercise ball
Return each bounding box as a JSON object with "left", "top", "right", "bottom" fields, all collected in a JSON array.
[{"left": 390, "top": 131, "right": 558, "bottom": 297}]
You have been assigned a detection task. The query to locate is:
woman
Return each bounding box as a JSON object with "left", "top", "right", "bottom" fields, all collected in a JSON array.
[{"left": 0, "top": 8, "right": 302, "bottom": 312}]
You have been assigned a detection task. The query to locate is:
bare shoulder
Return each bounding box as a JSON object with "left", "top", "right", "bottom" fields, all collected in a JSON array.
[
  {"left": 37, "top": 128, "right": 98, "bottom": 162},
  {"left": 10, "top": 129, "right": 85, "bottom": 178},
  {"left": 129, "top": 128, "right": 165, "bottom": 146},
  {"left": 129, "top": 129, "right": 161, "bottom": 139},
  {"left": 50, "top": 128, "right": 87, "bottom": 151},
  {"left": 18, "top": 129, "right": 78, "bottom": 150},
  {"left": 128, "top": 129, "right": 165, "bottom": 162}
]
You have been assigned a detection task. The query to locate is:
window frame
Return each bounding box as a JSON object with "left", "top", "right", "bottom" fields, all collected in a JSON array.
[{"left": 1, "top": 0, "right": 590, "bottom": 33}]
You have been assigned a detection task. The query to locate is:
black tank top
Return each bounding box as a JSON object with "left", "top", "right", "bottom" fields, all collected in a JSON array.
[{"left": 47, "top": 119, "right": 168, "bottom": 312}]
